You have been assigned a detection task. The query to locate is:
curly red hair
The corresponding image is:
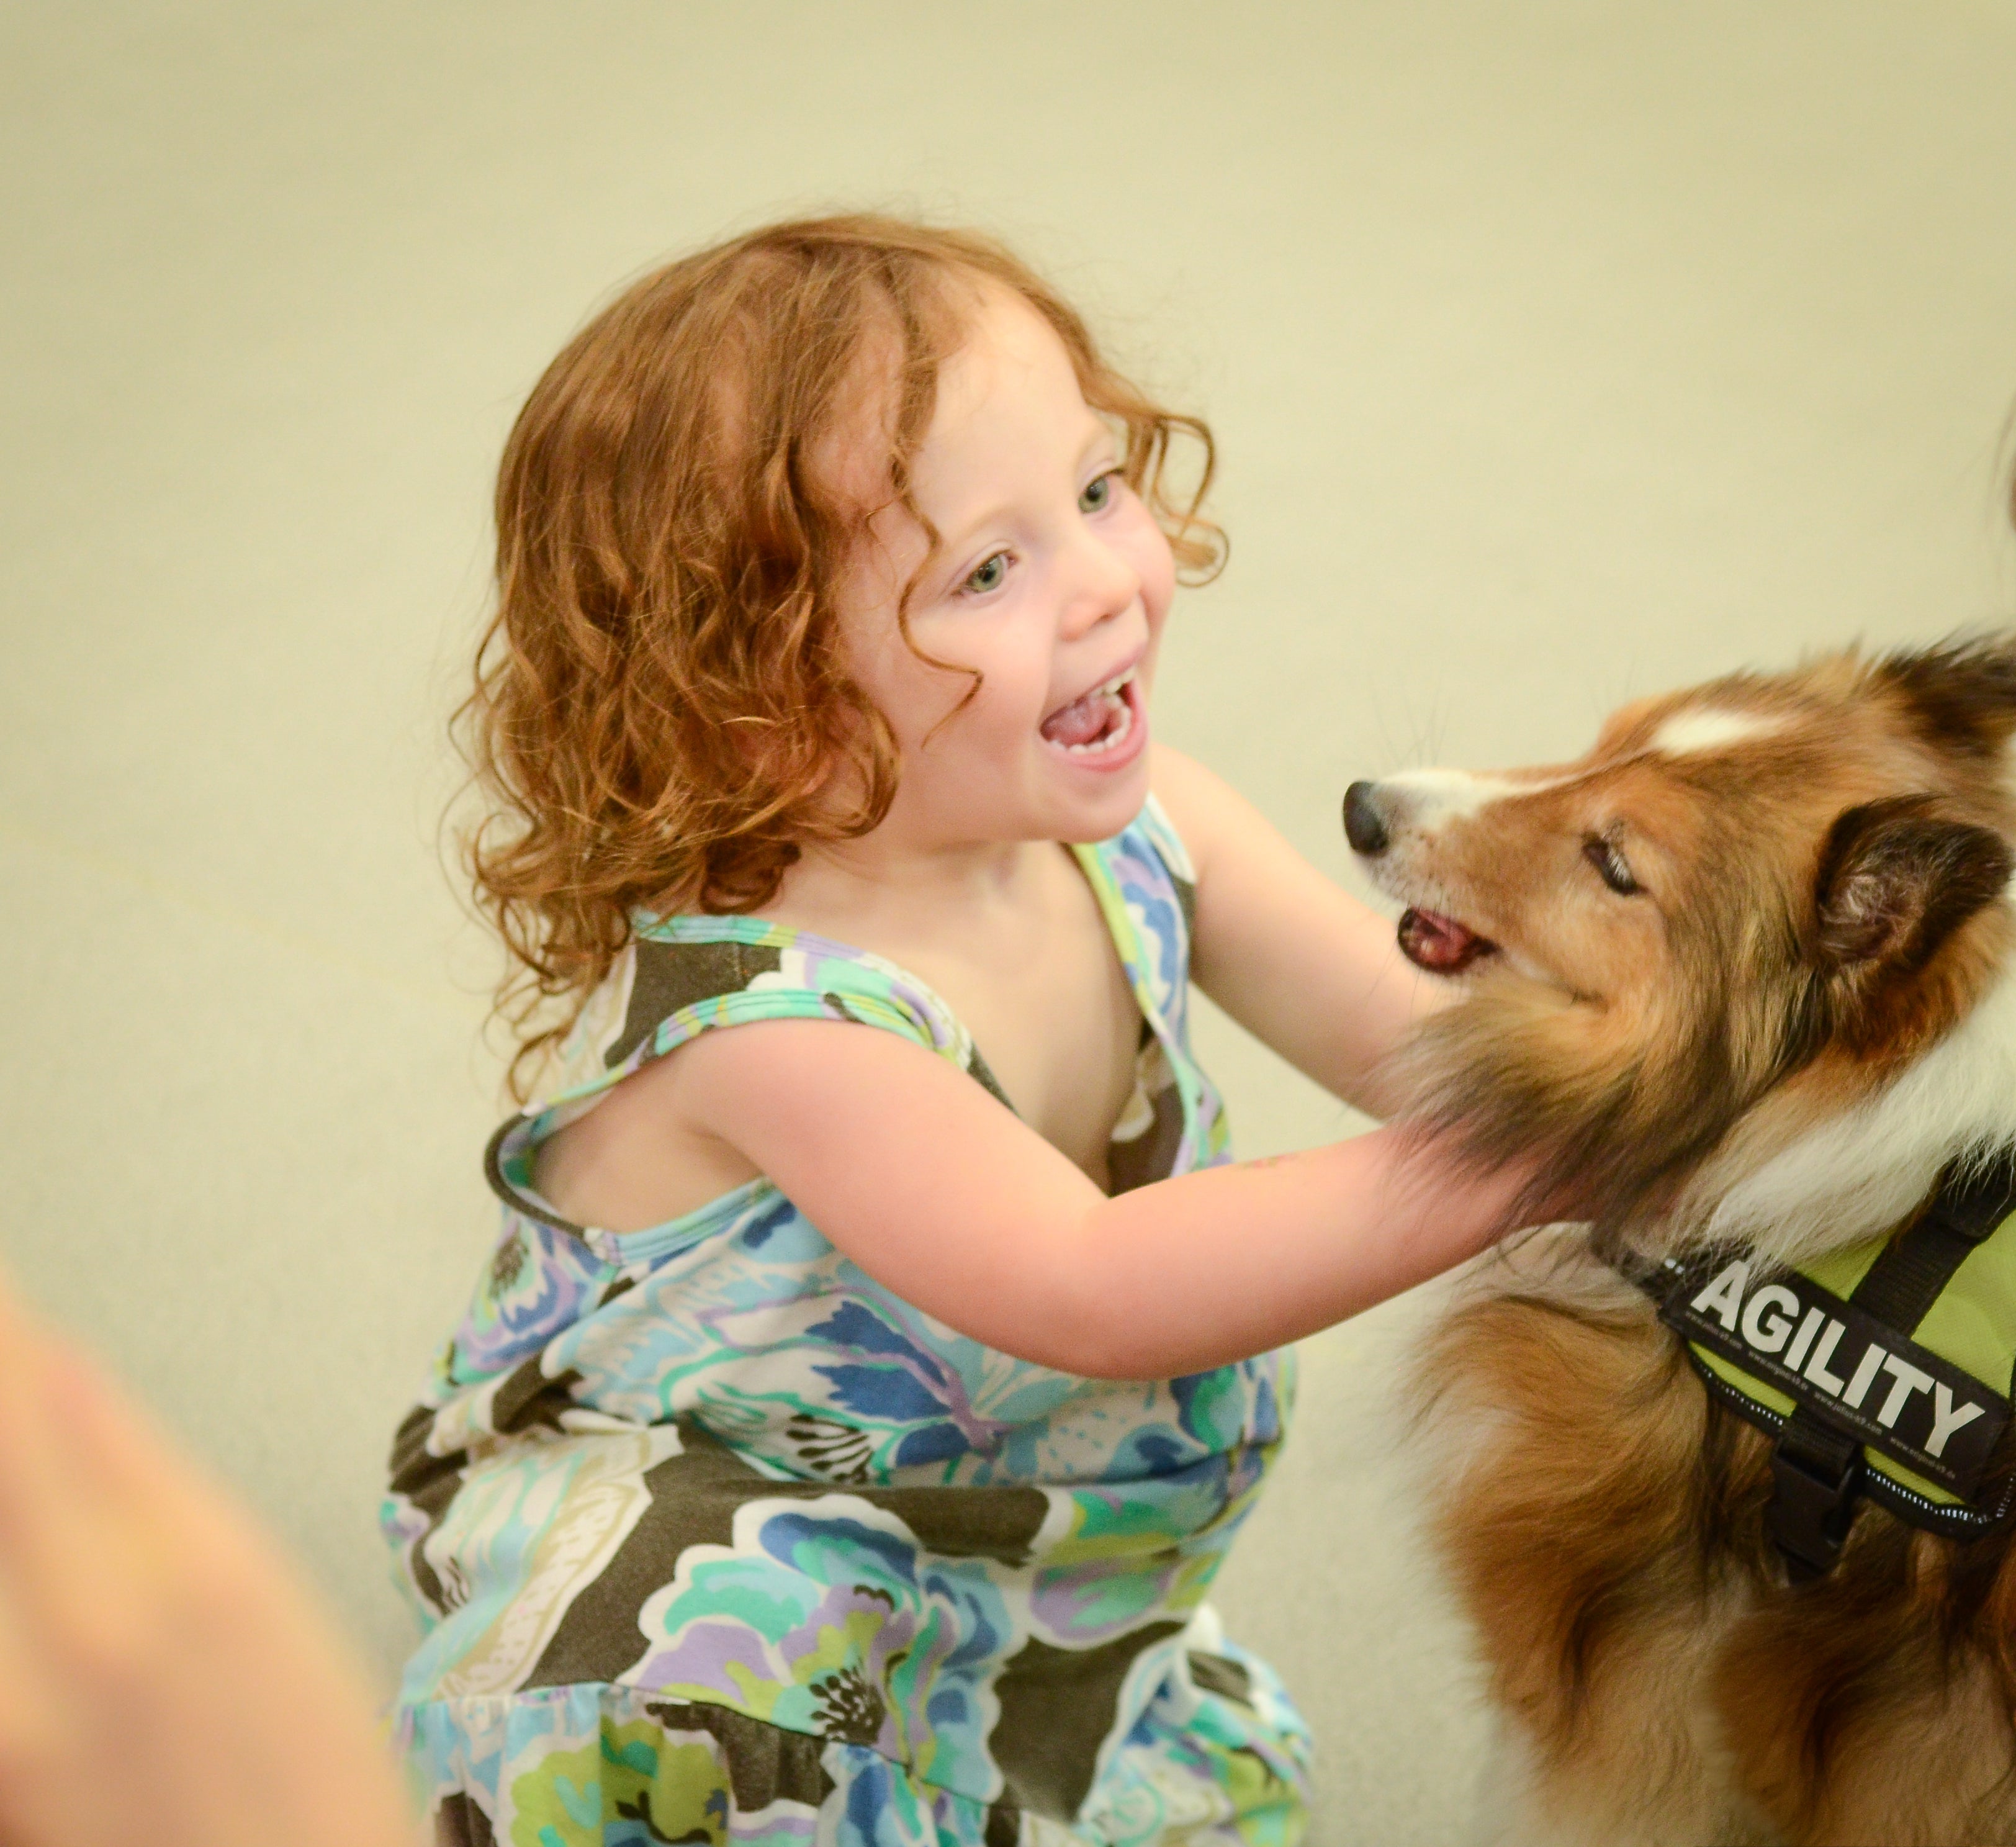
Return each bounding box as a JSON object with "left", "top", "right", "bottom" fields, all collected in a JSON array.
[{"left": 459, "top": 214, "right": 1223, "bottom": 1095}]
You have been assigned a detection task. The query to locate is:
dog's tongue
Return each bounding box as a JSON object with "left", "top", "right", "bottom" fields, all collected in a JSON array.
[
  {"left": 1041, "top": 687, "right": 1109, "bottom": 747},
  {"left": 1398, "top": 907, "right": 1492, "bottom": 973}
]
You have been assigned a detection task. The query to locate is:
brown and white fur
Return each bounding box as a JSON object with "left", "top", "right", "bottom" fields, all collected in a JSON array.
[{"left": 1347, "top": 638, "right": 2016, "bottom": 1846}]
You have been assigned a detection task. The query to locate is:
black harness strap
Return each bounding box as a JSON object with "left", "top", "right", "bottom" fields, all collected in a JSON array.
[
  {"left": 1855, "top": 1152, "right": 2016, "bottom": 1321},
  {"left": 1768, "top": 1417, "right": 1863, "bottom": 1581},
  {"left": 1768, "top": 1149, "right": 2016, "bottom": 1581}
]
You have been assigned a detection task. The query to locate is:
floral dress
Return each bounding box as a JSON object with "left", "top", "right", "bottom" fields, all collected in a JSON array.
[{"left": 382, "top": 797, "right": 1310, "bottom": 1846}]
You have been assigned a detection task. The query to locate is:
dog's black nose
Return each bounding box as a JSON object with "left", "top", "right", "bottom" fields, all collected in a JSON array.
[{"left": 1343, "top": 781, "right": 1389, "bottom": 857}]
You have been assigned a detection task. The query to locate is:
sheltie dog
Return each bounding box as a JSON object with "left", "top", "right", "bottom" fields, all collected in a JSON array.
[{"left": 1345, "top": 637, "right": 2016, "bottom": 1846}]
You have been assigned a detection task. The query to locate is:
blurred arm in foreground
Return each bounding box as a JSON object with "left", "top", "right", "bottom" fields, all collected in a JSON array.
[{"left": 0, "top": 1273, "right": 415, "bottom": 1846}]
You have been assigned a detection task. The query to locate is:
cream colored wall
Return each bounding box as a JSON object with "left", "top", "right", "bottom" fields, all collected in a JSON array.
[{"left": 4, "top": 4, "right": 2015, "bottom": 1839}]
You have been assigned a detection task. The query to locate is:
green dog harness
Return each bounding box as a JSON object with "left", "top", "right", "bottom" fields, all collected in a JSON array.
[{"left": 1640, "top": 1152, "right": 2016, "bottom": 1579}]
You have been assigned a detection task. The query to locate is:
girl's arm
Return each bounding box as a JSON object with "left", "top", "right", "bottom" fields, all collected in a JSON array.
[
  {"left": 1150, "top": 743, "right": 1443, "bottom": 1117},
  {"left": 677, "top": 1019, "right": 1525, "bottom": 1378}
]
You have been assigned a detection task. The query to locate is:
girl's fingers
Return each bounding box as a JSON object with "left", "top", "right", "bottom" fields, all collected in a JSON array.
[
  {"left": 0, "top": 1312, "right": 79, "bottom": 1555},
  {"left": 0, "top": 1290, "right": 199, "bottom": 1527},
  {"left": 0, "top": 1306, "right": 92, "bottom": 1805},
  {"left": 44, "top": 1337, "right": 188, "bottom": 1506},
  {"left": 0, "top": 1305, "right": 201, "bottom": 1660}
]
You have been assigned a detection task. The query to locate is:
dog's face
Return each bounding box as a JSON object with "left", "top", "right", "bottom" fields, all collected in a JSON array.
[{"left": 1348, "top": 641, "right": 2016, "bottom": 1250}]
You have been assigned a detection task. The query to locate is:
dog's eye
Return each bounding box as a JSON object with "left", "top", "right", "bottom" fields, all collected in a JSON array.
[{"left": 1584, "top": 837, "right": 1643, "bottom": 896}]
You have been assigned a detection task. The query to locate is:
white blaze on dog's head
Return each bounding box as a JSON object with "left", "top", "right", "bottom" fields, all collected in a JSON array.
[
  {"left": 1648, "top": 707, "right": 1784, "bottom": 757},
  {"left": 1346, "top": 639, "right": 2016, "bottom": 1256},
  {"left": 1374, "top": 768, "right": 1536, "bottom": 832}
]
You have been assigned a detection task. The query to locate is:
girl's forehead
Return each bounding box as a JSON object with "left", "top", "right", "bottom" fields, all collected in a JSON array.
[
  {"left": 932, "top": 289, "right": 1082, "bottom": 428},
  {"left": 824, "top": 284, "right": 1102, "bottom": 544},
  {"left": 915, "top": 294, "right": 1105, "bottom": 495}
]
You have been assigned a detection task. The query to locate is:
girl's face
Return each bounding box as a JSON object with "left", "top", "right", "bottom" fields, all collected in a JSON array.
[{"left": 835, "top": 289, "right": 1177, "bottom": 851}]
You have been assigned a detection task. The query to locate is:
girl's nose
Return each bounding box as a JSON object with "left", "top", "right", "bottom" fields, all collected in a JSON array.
[{"left": 1058, "top": 529, "right": 1141, "bottom": 636}]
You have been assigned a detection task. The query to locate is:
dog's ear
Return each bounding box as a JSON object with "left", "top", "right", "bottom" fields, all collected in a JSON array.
[
  {"left": 1814, "top": 795, "right": 2011, "bottom": 975},
  {"left": 1879, "top": 634, "right": 2016, "bottom": 759}
]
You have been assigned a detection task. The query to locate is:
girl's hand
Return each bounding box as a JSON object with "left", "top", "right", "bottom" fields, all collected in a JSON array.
[{"left": 0, "top": 1277, "right": 416, "bottom": 1847}]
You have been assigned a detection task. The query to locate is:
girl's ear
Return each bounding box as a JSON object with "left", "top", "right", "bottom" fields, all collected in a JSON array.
[{"left": 1813, "top": 795, "right": 2012, "bottom": 975}]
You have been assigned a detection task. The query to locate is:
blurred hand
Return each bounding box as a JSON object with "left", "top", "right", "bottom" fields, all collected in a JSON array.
[{"left": 0, "top": 1278, "right": 416, "bottom": 1847}]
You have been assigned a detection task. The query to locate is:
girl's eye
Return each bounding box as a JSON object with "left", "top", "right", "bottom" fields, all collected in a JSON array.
[
  {"left": 1583, "top": 836, "right": 1643, "bottom": 897},
  {"left": 962, "top": 552, "right": 1009, "bottom": 595},
  {"left": 1079, "top": 472, "right": 1117, "bottom": 515}
]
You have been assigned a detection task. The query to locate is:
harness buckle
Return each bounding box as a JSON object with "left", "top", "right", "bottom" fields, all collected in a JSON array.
[{"left": 1768, "top": 1416, "right": 1863, "bottom": 1583}]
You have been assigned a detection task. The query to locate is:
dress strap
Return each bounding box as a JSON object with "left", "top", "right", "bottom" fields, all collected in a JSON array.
[
  {"left": 480, "top": 921, "right": 1015, "bottom": 1250},
  {"left": 529, "top": 918, "right": 1017, "bottom": 1135},
  {"left": 600, "top": 936, "right": 790, "bottom": 1072}
]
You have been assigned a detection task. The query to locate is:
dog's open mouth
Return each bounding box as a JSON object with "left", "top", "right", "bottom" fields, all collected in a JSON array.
[{"left": 1398, "top": 907, "right": 1499, "bottom": 974}]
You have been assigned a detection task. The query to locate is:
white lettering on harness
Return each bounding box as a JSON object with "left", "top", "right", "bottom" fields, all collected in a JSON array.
[
  {"left": 1663, "top": 1250, "right": 2010, "bottom": 1498},
  {"left": 1842, "top": 1343, "right": 1888, "bottom": 1409},
  {"left": 1740, "top": 1285, "right": 1801, "bottom": 1353},
  {"left": 1926, "top": 1382, "right": 1988, "bottom": 1460},
  {"left": 1690, "top": 1260, "right": 1748, "bottom": 1332},
  {"left": 1804, "top": 1319, "right": 1848, "bottom": 1394},
  {"left": 1784, "top": 1306, "right": 1825, "bottom": 1370},
  {"left": 1876, "top": 1355, "right": 1935, "bottom": 1429}
]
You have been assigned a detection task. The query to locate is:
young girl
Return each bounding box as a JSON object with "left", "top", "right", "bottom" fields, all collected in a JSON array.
[{"left": 383, "top": 215, "right": 1528, "bottom": 1847}]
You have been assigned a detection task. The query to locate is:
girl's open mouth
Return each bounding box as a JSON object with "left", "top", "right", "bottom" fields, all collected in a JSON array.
[
  {"left": 1040, "top": 668, "right": 1142, "bottom": 762},
  {"left": 1398, "top": 907, "right": 1500, "bottom": 974}
]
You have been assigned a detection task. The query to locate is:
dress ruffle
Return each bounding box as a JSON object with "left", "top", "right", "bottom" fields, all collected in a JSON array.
[{"left": 400, "top": 1618, "right": 1308, "bottom": 1846}]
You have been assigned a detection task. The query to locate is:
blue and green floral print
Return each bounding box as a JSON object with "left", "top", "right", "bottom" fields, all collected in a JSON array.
[{"left": 383, "top": 798, "right": 1309, "bottom": 1844}]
